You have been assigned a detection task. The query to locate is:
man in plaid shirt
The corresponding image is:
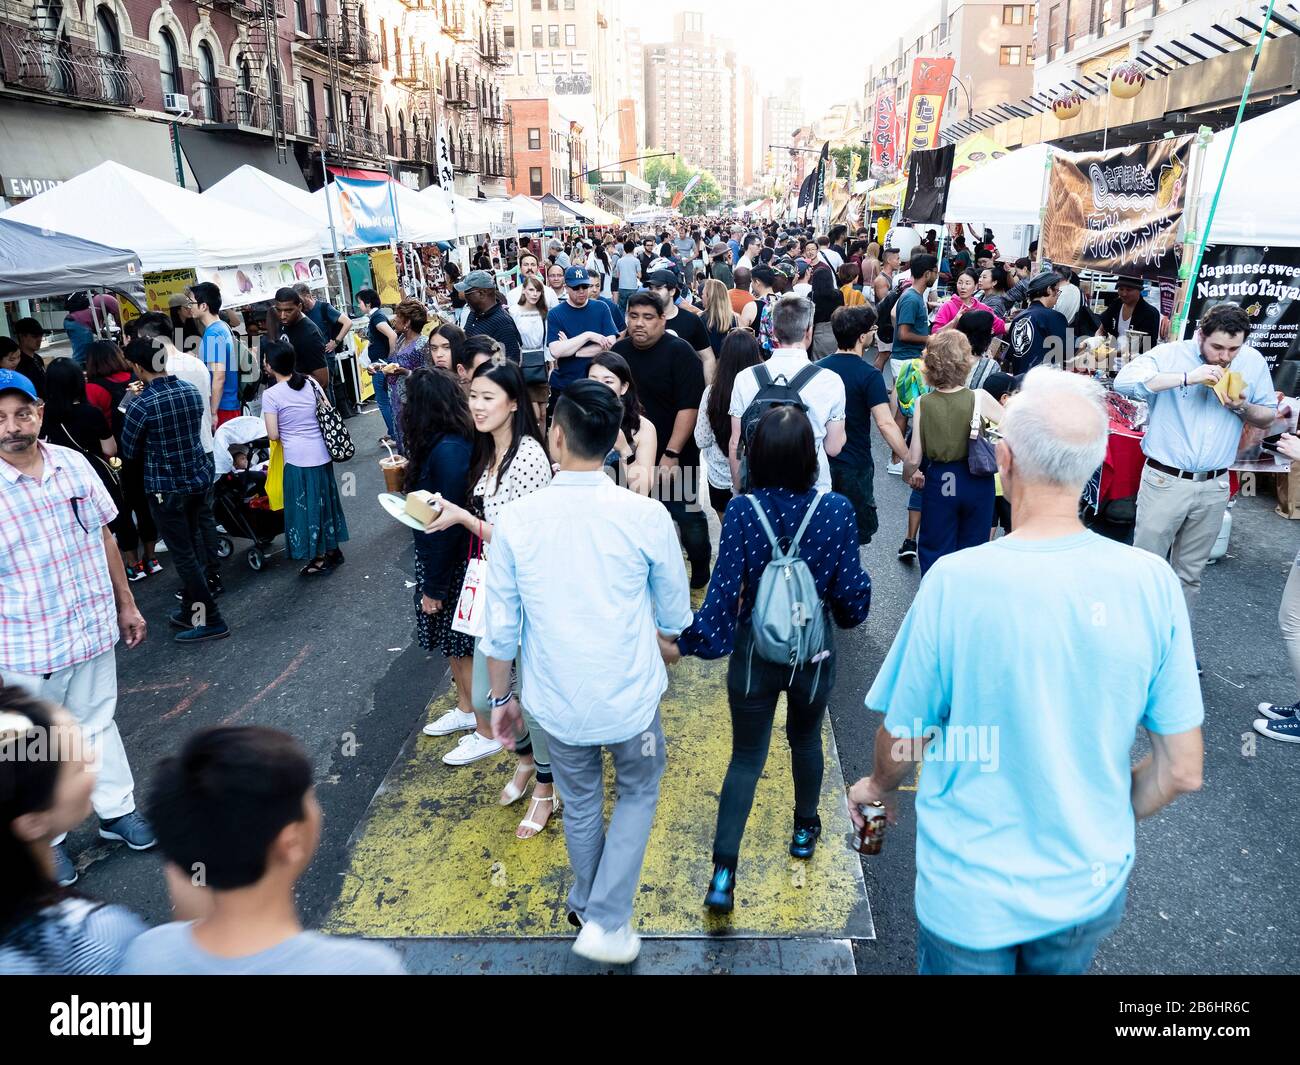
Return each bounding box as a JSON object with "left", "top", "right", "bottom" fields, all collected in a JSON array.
[
  {"left": 121, "top": 337, "right": 230, "bottom": 643},
  {"left": 0, "top": 369, "right": 154, "bottom": 885}
]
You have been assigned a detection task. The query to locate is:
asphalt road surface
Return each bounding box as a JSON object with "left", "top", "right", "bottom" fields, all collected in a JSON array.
[{"left": 69, "top": 402, "right": 1299, "bottom": 974}]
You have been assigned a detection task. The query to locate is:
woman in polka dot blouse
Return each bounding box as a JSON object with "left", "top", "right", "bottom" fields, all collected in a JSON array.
[{"left": 664, "top": 406, "right": 872, "bottom": 913}]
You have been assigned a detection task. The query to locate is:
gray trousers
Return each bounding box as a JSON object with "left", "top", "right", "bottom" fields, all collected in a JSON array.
[
  {"left": 1132, "top": 464, "right": 1230, "bottom": 617},
  {"left": 1281, "top": 552, "right": 1300, "bottom": 698},
  {"left": 544, "top": 709, "right": 666, "bottom": 930}
]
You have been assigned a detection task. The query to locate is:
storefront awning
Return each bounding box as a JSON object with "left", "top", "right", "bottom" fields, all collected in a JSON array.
[{"left": 176, "top": 127, "right": 309, "bottom": 192}]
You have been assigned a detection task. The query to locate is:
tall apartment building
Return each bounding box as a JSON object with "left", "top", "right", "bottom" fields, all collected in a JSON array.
[
  {"left": 507, "top": 95, "right": 586, "bottom": 199},
  {"left": 861, "top": 0, "right": 1035, "bottom": 146},
  {"left": 0, "top": 0, "right": 511, "bottom": 198},
  {"left": 762, "top": 80, "right": 804, "bottom": 191},
  {"left": 643, "top": 11, "right": 738, "bottom": 199},
  {"left": 623, "top": 24, "right": 644, "bottom": 173}
]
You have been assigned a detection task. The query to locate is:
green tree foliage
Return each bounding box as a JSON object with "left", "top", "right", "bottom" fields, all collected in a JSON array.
[{"left": 644, "top": 153, "right": 724, "bottom": 214}]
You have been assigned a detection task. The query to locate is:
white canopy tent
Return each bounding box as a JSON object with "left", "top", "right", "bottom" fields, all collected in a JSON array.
[
  {"left": 1199, "top": 99, "right": 1300, "bottom": 246},
  {"left": 505, "top": 195, "right": 546, "bottom": 232},
  {"left": 943, "top": 142, "right": 1057, "bottom": 228},
  {"left": 417, "top": 186, "right": 495, "bottom": 237},
  {"left": 204, "top": 165, "right": 346, "bottom": 254},
  {"left": 2, "top": 160, "right": 320, "bottom": 271}
]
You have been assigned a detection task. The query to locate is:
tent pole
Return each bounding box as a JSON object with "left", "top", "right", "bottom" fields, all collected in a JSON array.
[
  {"left": 1171, "top": 0, "right": 1276, "bottom": 339},
  {"left": 1172, "top": 125, "right": 1214, "bottom": 340},
  {"left": 1036, "top": 147, "right": 1053, "bottom": 273},
  {"left": 320, "top": 150, "right": 348, "bottom": 310}
]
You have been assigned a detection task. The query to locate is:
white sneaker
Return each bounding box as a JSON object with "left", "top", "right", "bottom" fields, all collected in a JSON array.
[
  {"left": 441, "top": 730, "right": 503, "bottom": 765},
  {"left": 422, "top": 708, "right": 477, "bottom": 737},
  {"left": 886, "top": 459, "right": 903, "bottom": 476},
  {"left": 572, "top": 920, "right": 641, "bottom": 965}
]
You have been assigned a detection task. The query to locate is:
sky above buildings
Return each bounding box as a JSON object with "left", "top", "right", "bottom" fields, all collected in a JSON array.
[{"left": 624, "top": 2, "right": 920, "bottom": 116}]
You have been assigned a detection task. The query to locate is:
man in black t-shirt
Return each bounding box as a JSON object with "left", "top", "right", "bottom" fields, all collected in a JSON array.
[
  {"left": 272, "top": 287, "right": 330, "bottom": 397},
  {"left": 644, "top": 269, "right": 714, "bottom": 380},
  {"left": 613, "top": 290, "right": 711, "bottom": 588},
  {"left": 457, "top": 270, "right": 523, "bottom": 363}
]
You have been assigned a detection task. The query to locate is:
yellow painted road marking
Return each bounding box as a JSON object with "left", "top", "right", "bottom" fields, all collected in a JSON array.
[{"left": 326, "top": 654, "right": 869, "bottom": 938}]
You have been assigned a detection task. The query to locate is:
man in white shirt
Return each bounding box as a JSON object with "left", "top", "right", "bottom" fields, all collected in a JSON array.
[
  {"left": 728, "top": 295, "right": 847, "bottom": 490},
  {"left": 736, "top": 235, "right": 761, "bottom": 272},
  {"left": 505, "top": 251, "right": 558, "bottom": 309},
  {"left": 483, "top": 379, "right": 691, "bottom": 967},
  {"left": 1054, "top": 264, "right": 1082, "bottom": 326}
]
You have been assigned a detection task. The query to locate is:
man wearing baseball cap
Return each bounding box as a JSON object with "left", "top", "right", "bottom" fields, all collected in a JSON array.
[
  {"left": 1008, "top": 271, "right": 1070, "bottom": 376},
  {"left": 457, "top": 270, "right": 522, "bottom": 364},
  {"left": 0, "top": 368, "right": 154, "bottom": 885},
  {"left": 545, "top": 265, "right": 619, "bottom": 404}
]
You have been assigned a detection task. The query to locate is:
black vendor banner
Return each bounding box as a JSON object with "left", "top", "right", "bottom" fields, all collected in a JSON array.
[
  {"left": 901, "top": 143, "right": 955, "bottom": 225},
  {"left": 1184, "top": 243, "right": 1300, "bottom": 369},
  {"left": 1042, "top": 135, "right": 1192, "bottom": 280}
]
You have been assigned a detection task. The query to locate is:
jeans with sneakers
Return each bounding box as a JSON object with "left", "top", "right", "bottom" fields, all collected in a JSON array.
[
  {"left": 917, "top": 883, "right": 1128, "bottom": 975},
  {"left": 469, "top": 638, "right": 551, "bottom": 783},
  {"left": 544, "top": 709, "right": 666, "bottom": 931}
]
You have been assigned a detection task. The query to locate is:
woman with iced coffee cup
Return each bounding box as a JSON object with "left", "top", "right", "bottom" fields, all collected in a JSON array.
[
  {"left": 421, "top": 359, "right": 557, "bottom": 838},
  {"left": 262, "top": 341, "right": 349, "bottom": 576},
  {"left": 402, "top": 368, "right": 477, "bottom": 730}
]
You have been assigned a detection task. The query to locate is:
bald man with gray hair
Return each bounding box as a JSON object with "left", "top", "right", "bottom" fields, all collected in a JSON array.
[{"left": 849, "top": 367, "right": 1204, "bottom": 975}]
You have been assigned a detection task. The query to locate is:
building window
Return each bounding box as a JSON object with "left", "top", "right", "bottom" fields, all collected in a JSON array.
[
  {"left": 528, "top": 127, "right": 541, "bottom": 149},
  {"left": 398, "top": 111, "right": 407, "bottom": 157},
  {"left": 384, "top": 107, "right": 393, "bottom": 154},
  {"left": 159, "top": 29, "right": 183, "bottom": 98},
  {"left": 565, "top": 24, "right": 576, "bottom": 46},
  {"left": 548, "top": 0, "right": 557, "bottom": 9},
  {"left": 503, "top": 26, "right": 515, "bottom": 47},
  {"left": 313, "top": 0, "right": 326, "bottom": 37},
  {"left": 1003, "top": 4, "right": 1025, "bottom": 23},
  {"left": 95, "top": 7, "right": 128, "bottom": 104},
  {"left": 197, "top": 41, "right": 217, "bottom": 118},
  {"left": 548, "top": 25, "right": 559, "bottom": 46},
  {"left": 564, "top": 0, "right": 575, "bottom": 8},
  {"left": 295, "top": 0, "right": 307, "bottom": 34},
  {"left": 1000, "top": 44, "right": 1023, "bottom": 65},
  {"left": 530, "top": 166, "right": 543, "bottom": 194},
  {"left": 531, "top": 25, "right": 542, "bottom": 46},
  {"left": 531, "top": 0, "right": 540, "bottom": 8},
  {"left": 301, "top": 77, "right": 316, "bottom": 134}
]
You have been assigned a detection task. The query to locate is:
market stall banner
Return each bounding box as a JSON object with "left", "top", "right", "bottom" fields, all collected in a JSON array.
[
  {"left": 901, "top": 144, "right": 956, "bottom": 225},
  {"left": 903, "top": 58, "right": 954, "bottom": 158},
  {"left": 143, "top": 269, "right": 197, "bottom": 313},
  {"left": 370, "top": 248, "right": 401, "bottom": 306},
  {"left": 332, "top": 176, "right": 398, "bottom": 247},
  {"left": 1183, "top": 244, "right": 1300, "bottom": 369},
  {"left": 871, "top": 84, "right": 901, "bottom": 176},
  {"left": 346, "top": 253, "right": 374, "bottom": 301},
  {"left": 1042, "top": 135, "right": 1191, "bottom": 280},
  {"left": 195, "top": 257, "right": 326, "bottom": 309}
]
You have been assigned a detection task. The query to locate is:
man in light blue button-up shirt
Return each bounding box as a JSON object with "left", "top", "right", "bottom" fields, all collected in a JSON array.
[
  {"left": 1114, "top": 303, "right": 1276, "bottom": 626},
  {"left": 483, "top": 380, "right": 691, "bottom": 965}
]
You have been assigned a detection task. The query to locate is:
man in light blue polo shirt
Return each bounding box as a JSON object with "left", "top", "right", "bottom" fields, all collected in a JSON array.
[
  {"left": 1115, "top": 302, "right": 1276, "bottom": 638},
  {"left": 848, "top": 369, "right": 1204, "bottom": 975}
]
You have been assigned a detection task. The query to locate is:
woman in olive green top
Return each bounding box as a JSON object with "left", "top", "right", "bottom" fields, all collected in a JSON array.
[{"left": 904, "top": 332, "right": 1004, "bottom": 574}]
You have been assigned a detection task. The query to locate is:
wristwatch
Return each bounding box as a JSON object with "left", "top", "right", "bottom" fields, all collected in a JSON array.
[{"left": 663, "top": 448, "right": 681, "bottom": 460}]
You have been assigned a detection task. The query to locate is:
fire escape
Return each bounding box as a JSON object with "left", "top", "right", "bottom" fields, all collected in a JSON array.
[
  {"left": 211, "top": 0, "right": 293, "bottom": 160},
  {"left": 478, "top": 1, "right": 512, "bottom": 185},
  {"left": 0, "top": 0, "right": 143, "bottom": 107},
  {"left": 299, "top": 2, "right": 381, "bottom": 164}
]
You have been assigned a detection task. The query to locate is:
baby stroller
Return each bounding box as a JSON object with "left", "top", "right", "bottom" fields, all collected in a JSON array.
[{"left": 212, "top": 416, "right": 284, "bottom": 571}]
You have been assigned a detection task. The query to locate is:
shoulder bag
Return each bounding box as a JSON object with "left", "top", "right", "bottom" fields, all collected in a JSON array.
[
  {"left": 966, "top": 389, "right": 998, "bottom": 478},
  {"left": 309, "top": 379, "right": 355, "bottom": 463}
]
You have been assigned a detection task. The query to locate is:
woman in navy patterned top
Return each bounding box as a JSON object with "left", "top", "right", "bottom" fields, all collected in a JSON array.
[{"left": 665, "top": 406, "right": 871, "bottom": 913}]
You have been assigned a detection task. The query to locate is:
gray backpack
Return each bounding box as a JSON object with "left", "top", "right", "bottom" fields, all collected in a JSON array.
[{"left": 744, "top": 492, "right": 829, "bottom": 689}]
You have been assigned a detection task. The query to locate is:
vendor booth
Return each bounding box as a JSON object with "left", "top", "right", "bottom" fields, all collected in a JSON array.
[{"left": 0, "top": 217, "right": 144, "bottom": 306}]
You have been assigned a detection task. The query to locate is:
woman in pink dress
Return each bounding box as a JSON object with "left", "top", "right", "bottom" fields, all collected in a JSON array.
[{"left": 932, "top": 269, "right": 1007, "bottom": 337}]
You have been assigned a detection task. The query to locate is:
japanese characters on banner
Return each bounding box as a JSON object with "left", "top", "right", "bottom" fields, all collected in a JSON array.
[
  {"left": 194, "top": 258, "right": 327, "bottom": 309},
  {"left": 1041, "top": 135, "right": 1192, "bottom": 280},
  {"left": 1184, "top": 244, "right": 1300, "bottom": 369},
  {"left": 871, "top": 82, "right": 900, "bottom": 176},
  {"left": 903, "top": 58, "right": 955, "bottom": 158},
  {"left": 434, "top": 122, "right": 455, "bottom": 193}
]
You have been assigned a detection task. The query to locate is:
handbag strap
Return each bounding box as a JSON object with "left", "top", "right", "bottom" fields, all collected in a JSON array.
[{"left": 969, "top": 388, "right": 982, "bottom": 440}]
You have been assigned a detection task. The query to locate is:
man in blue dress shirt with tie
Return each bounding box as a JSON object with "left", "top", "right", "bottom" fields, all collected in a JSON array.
[{"left": 1115, "top": 303, "right": 1276, "bottom": 663}]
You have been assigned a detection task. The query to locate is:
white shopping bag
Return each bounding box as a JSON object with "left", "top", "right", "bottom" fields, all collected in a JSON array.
[{"left": 450, "top": 542, "right": 487, "bottom": 638}]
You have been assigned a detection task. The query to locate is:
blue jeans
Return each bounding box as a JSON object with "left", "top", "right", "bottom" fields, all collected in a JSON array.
[
  {"left": 918, "top": 459, "right": 994, "bottom": 575},
  {"left": 917, "top": 885, "right": 1128, "bottom": 975},
  {"left": 369, "top": 370, "right": 395, "bottom": 437}
]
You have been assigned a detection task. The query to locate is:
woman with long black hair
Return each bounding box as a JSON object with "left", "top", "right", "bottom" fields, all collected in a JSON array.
[
  {"left": 588, "top": 351, "right": 656, "bottom": 495},
  {"left": 262, "top": 341, "right": 349, "bottom": 575},
  {"left": 695, "top": 330, "right": 763, "bottom": 522},
  {"left": 664, "top": 407, "right": 872, "bottom": 913},
  {"left": 0, "top": 687, "right": 145, "bottom": 972},
  {"left": 403, "top": 367, "right": 477, "bottom": 744},
  {"left": 420, "top": 361, "right": 558, "bottom": 837}
]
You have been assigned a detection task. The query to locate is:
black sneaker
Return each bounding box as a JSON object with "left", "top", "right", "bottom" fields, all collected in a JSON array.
[
  {"left": 704, "top": 865, "right": 735, "bottom": 914},
  {"left": 897, "top": 538, "right": 918, "bottom": 564},
  {"left": 98, "top": 810, "right": 157, "bottom": 850},
  {"left": 1257, "top": 700, "right": 1300, "bottom": 721},
  {"left": 690, "top": 566, "right": 711, "bottom": 590},
  {"left": 175, "top": 577, "right": 225, "bottom": 602},
  {"left": 789, "top": 824, "right": 822, "bottom": 860},
  {"left": 174, "top": 620, "right": 231, "bottom": 644}
]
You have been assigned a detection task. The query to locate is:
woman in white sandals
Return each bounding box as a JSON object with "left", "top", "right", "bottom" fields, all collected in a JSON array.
[{"left": 422, "top": 354, "right": 559, "bottom": 838}]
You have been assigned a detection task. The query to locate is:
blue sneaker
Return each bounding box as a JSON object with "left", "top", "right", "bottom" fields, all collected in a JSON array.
[
  {"left": 1254, "top": 716, "right": 1300, "bottom": 744},
  {"left": 174, "top": 620, "right": 231, "bottom": 644},
  {"left": 704, "top": 865, "right": 735, "bottom": 913},
  {"left": 98, "top": 811, "right": 157, "bottom": 850},
  {"left": 789, "top": 824, "right": 822, "bottom": 860},
  {"left": 1257, "top": 700, "right": 1300, "bottom": 721},
  {"left": 52, "top": 842, "right": 77, "bottom": 886}
]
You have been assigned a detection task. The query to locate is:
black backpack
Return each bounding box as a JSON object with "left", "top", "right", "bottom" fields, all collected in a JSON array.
[
  {"left": 737, "top": 363, "right": 822, "bottom": 492},
  {"left": 876, "top": 287, "right": 901, "bottom": 344}
]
